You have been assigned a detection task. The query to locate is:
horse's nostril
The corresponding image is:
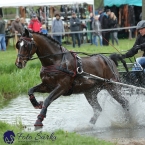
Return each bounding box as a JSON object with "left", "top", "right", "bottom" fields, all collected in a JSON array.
[
  {"left": 23, "top": 60, "right": 27, "bottom": 64},
  {"left": 15, "top": 62, "right": 22, "bottom": 68}
]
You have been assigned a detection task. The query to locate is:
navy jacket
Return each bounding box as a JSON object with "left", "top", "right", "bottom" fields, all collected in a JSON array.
[{"left": 125, "top": 34, "right": 145, "bottom": 57}]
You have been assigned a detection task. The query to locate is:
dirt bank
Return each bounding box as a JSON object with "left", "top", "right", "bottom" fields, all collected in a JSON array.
[{"left": 107, "top": 138, "right": 145, "bottom": 145}]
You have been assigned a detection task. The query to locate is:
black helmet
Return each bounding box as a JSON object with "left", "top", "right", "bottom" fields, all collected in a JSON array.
[{"left": 136, "top": 20, "right": 145, "bottom": 30}]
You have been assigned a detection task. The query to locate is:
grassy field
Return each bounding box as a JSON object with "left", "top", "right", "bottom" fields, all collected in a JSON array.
[
  {"left": 0, "top": 121, "right": 115, "bottom": 145},
  {"left": 0, "top": 38, "right": 136, "bottom": 107}
]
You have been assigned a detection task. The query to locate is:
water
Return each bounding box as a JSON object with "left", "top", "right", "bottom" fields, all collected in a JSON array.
[{"left": 0, "top": 90, "right": 145, "bottom": 140}]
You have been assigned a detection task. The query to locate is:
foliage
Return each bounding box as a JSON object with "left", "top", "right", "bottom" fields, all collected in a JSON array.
[{"left": 94, "top": 0, "right": 104, "bottom": 10}]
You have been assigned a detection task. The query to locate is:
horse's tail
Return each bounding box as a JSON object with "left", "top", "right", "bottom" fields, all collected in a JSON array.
[
  {"left": 109, "top": 53, "right": 129, "bottom": 72},
  {"left": 98, "top": 54, "right": 120, "bottom": 81}
]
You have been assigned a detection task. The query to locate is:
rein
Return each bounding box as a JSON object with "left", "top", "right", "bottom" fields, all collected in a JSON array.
[
  {"left": 29, "top": 51, "right": 112, "bottom": 61},
  {"left": 17, "top": 36, "right": 112, "bottom": 61},
  {"left": 102, "top": 35, "right": 128, "bottom": 72}
]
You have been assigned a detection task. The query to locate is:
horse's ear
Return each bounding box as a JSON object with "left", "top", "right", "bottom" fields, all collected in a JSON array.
[{"left": 25, "top": 28, "right": 30, "bottom": 37}]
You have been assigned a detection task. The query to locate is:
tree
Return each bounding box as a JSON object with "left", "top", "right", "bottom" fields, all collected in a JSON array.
[{"left": 94, "top": 0, "right": 104, "bottom": 10}]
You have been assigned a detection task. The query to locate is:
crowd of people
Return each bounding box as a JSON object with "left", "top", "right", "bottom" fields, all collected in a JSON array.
[
  {"left": 0, "top": 10, "right": 83, "bottom": 50},
  {"left": 90, "top": 8, "right": 119, "bottom": 47},
  {"left": 0, "top": 7, "right": 140, "bottom": 53},
  {"left": 0, "top": 13, "right": 48, "bottom": 51},
  {"left": 0, "top": 10, "right": 82, "bottom": 50}
]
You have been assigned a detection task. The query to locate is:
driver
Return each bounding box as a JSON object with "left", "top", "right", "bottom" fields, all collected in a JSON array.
[{"left": 113, "top": 20, "right": 145, "bottom": 70}]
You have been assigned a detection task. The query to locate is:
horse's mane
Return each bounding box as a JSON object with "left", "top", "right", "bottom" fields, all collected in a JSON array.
[{"left": 31, "top": 31, "right": 61, "bottom": 46}]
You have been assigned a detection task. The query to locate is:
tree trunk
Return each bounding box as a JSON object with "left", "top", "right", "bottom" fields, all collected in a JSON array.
[{"left": 142, "top": 0, "right": 145, "bottom": 20}]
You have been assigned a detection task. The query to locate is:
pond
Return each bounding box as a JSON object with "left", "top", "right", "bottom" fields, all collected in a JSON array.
[{"left": 0, "top": 90, "right": 145, "bottom": 140}]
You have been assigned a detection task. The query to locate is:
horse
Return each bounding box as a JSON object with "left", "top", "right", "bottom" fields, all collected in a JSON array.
[{"left": 15, "top": 29, "right": 129, "bottom": 127}]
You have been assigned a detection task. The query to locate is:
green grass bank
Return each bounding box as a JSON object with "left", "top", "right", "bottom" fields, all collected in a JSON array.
[{"left": 0, "top": 121, "right": 115, "bottom": 145}]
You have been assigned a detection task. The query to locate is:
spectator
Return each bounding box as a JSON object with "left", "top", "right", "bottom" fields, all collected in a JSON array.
[
  {"left": 20, "top": 17, "right": 27, "bottom": 31},
  {"left": 89, "top": 12, "right": 94, "bottom": 45},
  {"left": 20, "top": 18, "right": 27, "bottom": 31},
  {"left": 109, "top": 12, "right": 119, "bottom": 45},
  {"left": 92, "top": 15, "right": 102, "bottom": 46},
  {"left": 101, "top": 9, "right": 111, "bottom": 46},
  {"left": 40, "top": 24, "right": 48, "bottom": 34},
  {"left": 51, "top": 12, "right": 65, "bottom": 45},
  {"left": 98, "top": 8, "right": 104, "bottom": 23},
  {"left": 11, "top": 15, "right": 23, "bottom": 35},
  {"left": 11, "top": 15, "right": 24, "bottom": 50},
  {"left": 0, "top": 15, "right": 6, "bottom": 51},
  {"left": 70, "top": 12, "right": 81, "bottom": 48},
  {"left": 28, "top": 14, "right": 42, "bottom": 32}
]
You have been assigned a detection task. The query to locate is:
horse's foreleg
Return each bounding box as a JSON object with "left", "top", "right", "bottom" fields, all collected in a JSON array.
[
  {"left": 84, "top": 89, "right": 102, "bottom": 124},
  {"left": 34, "top": 85, "right": 65, "bottom": 126},
  {"left": 28, "top": 83, "right": 50, "bottom": 109}
]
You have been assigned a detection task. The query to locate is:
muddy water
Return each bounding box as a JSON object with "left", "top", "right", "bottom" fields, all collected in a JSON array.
[{"left": 0, "top": 90, "right": 145, "bottom": 140}]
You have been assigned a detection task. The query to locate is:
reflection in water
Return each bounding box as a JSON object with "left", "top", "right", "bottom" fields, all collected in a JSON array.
[{"left": 0, "top": 90, "right": 145, "bottom": 139}]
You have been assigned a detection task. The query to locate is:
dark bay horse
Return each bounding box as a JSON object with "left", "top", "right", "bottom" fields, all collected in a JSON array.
[{"left": 15, "top": 29, "right": 129, "bottom": 126}]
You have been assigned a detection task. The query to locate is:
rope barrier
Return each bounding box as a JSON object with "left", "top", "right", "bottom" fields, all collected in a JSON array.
[{"left": 48, "top": 26, "right": 137, "bottom": 35}]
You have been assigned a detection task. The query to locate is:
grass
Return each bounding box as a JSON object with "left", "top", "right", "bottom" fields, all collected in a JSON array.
[
  {"left": 65, "top": 38, "right": 135, "bottom": 54},
  {"left": 0, "top": 38, "right": 136, "bottom": 107},
  {"left": 0, "top": 121, "right": 115, "bottom": 145},
  {"left": 0, "top": 46, "right": 41, "bottom": 107}
]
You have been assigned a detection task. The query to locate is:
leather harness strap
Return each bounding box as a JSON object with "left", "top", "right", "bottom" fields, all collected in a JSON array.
[{"left": 41, "top": 48, "right": 83, "bottom": 78}]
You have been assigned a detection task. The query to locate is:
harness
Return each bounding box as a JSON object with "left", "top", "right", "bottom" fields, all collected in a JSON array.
[
  {"left": 17, "top": 36, "right": 83, "bottom": 78},
  {"left": 17, "top": 36, "right": 118, "bottom": 95},
  {"left": 40, "top": 51, "right": 80, "bottom": 78}
]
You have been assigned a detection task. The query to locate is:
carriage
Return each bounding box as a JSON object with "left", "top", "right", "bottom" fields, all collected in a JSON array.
[{"left": 118, "top": 58, "right": 145, "bottom": 88}]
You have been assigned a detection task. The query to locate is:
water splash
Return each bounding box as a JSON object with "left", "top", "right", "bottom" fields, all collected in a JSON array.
[{"left": 0, "top": 89, "right": 145, "bottom": 139}]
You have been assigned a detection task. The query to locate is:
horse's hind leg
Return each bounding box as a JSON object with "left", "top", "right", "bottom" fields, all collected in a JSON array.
[
  {"left": 28, "top": 83, "right": 51, "bottom": 109},
  {"left": 107, "top": 85, "right": 129, "bottom": 111},
  {"left": 84, "top": 89, "right": 102, "bottom": 124}
]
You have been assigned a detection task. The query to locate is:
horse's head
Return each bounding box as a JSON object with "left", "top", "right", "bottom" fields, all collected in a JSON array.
[{"left": 15, "top": 29, "right": 37, "bottom": 68}]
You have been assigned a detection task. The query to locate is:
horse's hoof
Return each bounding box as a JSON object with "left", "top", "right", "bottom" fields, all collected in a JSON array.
[
  {"left": 34, "top": 126, "right": 43, "bottom": 130},
  {"left": 34, "top": 119, "right": 43, "bottom": 126},
  {"left": 34, "top": 101, "right": 43, "bottom": 109},
  {"left": 90, "top": 117, "right": 96, "bottom": 124}
]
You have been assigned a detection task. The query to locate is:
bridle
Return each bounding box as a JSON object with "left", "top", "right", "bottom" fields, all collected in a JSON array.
[
  {"left": 17, "top": 36, "right": 72, "bottom": 61},
  {"left": 17, "top": 36, "right": 37, "bottom": 61}
]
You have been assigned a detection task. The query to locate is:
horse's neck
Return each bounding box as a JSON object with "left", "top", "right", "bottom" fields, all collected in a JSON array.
[{"left": 35, "top": 42, "right": 63, "bottom": 67}]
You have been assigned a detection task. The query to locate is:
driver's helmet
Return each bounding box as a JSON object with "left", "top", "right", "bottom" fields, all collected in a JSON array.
[{"left": 136, "top": 20, "right": 145, "bottom": 30}]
